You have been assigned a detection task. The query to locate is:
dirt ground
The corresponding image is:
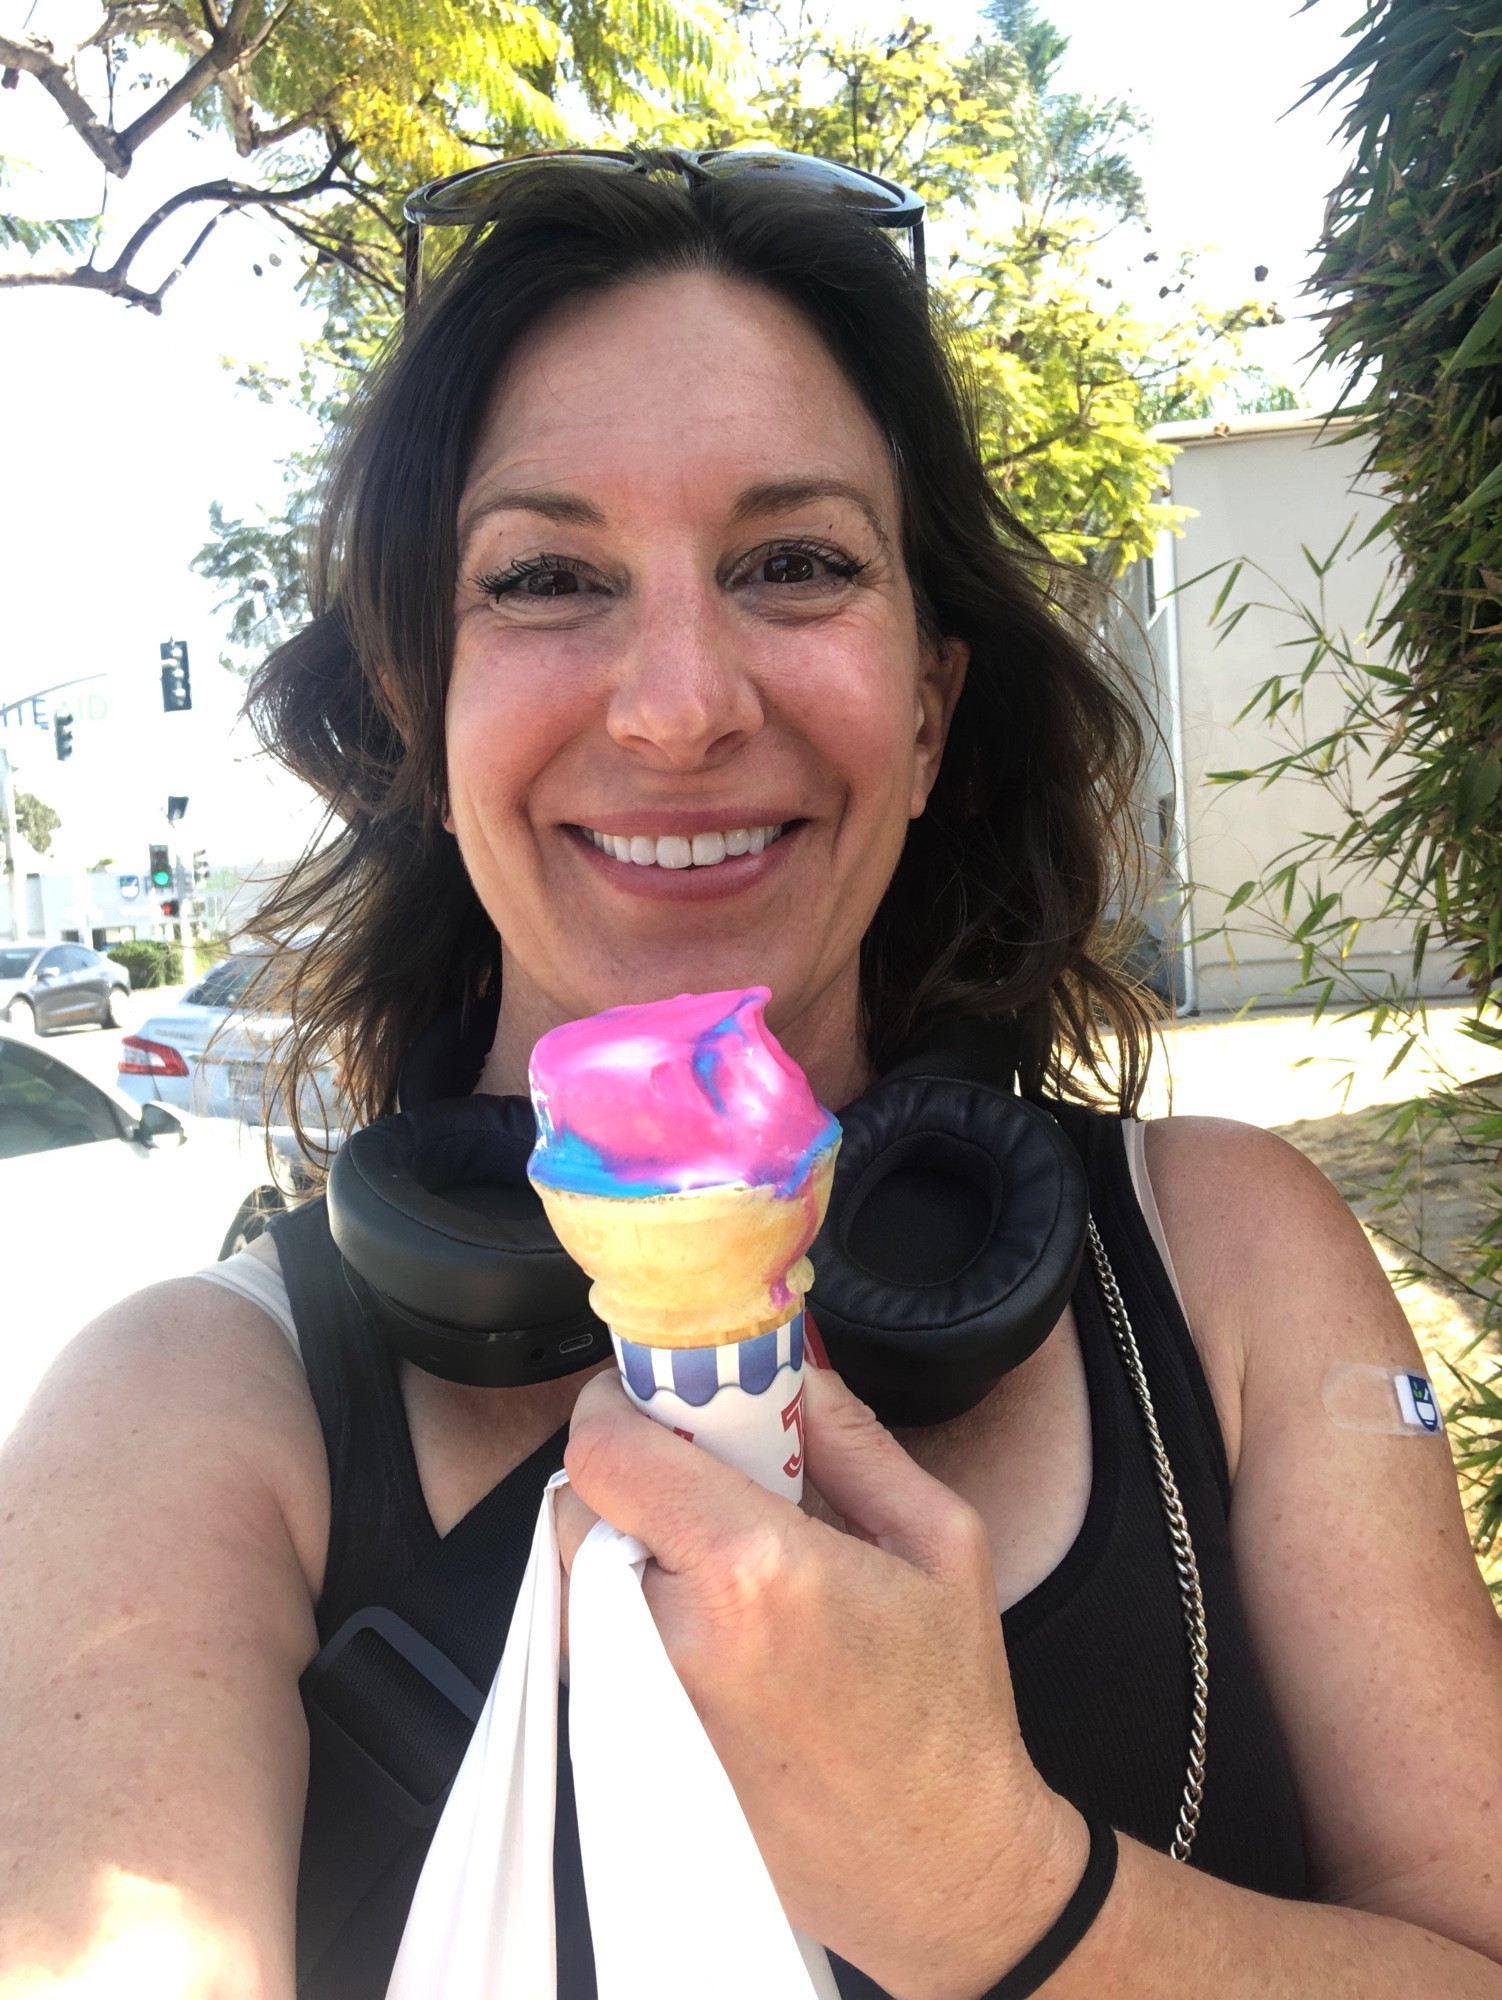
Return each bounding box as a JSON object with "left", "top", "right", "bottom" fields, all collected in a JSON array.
[{"left": 1128, "top": 1003, "right": 1502, "bottom": 1594}]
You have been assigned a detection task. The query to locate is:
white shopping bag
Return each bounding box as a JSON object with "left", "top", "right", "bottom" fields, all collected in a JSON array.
[{"left": 386, "top": 1471, "right": 840, "bottom": 2000}]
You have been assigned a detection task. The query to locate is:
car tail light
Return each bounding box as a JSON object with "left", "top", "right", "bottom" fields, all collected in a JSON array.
[{"left": 119, "top": 1035, "right": 190, "bottom": 1078}]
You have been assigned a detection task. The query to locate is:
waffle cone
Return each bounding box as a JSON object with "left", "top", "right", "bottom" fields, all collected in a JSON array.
[{"left": 532, "top": 1142, "right": 838, "bottom": 1347}]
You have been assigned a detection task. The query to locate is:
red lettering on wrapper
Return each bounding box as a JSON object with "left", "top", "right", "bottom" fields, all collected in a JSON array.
[
  {"left": 672, "top": 1427, "right": 696, "bottom": 1443},
  {"left": 781, "top": 1385, "right": 806, "bottom": 1479}
]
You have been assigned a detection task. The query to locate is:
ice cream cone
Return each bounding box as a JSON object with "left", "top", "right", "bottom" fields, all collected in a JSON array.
[
  {"left": 527, "top": 988, "right": 842, "bottom": 1500},
  {"left": 536, "top": 1141, "right": 838, "bottom": 1347}
]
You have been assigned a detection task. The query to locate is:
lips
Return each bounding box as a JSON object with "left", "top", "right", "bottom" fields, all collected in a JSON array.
[{"left": 578, "top": 823, "right": 787, "bottom": 871}]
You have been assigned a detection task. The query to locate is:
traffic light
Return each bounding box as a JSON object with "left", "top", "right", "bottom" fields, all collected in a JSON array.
[
  {"left": 160, "top": 899, "right": 180, "bottom": 919},
  {"left": 149, "top": 844, "right": 172, "bottom": 889},
  {"left": 53, "top": 707, "right": 74, "bottom": 761},
  {"left": 192, "top": 849, "right": 210, "bottom": 888},
  {"left": 160, "top": 639, "right": 192, "bottom": 712}
]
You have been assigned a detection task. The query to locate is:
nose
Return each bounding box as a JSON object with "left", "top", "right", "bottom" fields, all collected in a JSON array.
[{"left": 605, "top": 575, "right": 764, "bottom": 771}]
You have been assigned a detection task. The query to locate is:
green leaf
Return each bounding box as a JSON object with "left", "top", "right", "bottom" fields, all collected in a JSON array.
[
  {"left": 1454, "top": 752, "right": 1502, "bottom": 837},
  {"left": 1443, "top": 277, "right": 1502, "bottom": 374},
  {"left": 1382, "top": 1032, "right": 1419, "bottom": 1079},
  {"left": 1412, "top": 238, "right": 1502, "bottom": 323},
  {"left": 1452, "top": 456, "right": 1502, "bottom": 519},
  {"left": 1209, "top": 559, "right": 1245, "bottom": 623}
]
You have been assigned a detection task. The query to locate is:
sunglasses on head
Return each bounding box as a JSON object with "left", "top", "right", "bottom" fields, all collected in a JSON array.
[{"left": 401, "top": 147, "right": 927, "bottom": 315}]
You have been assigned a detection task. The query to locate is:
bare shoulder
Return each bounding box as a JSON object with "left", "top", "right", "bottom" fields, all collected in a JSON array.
[
  {"left": 1139, "top": 1114, "right": 1395, "bottom": 1477},
  {"left": 1140, "top": 1110, "right": 1361, "bottom": 1281},
  {"left": 6, "top": 1263, "right": 330, "bottom": 1597},
  {"left": 0, "top": 1275, "right": 329, "bottom": 1992}
]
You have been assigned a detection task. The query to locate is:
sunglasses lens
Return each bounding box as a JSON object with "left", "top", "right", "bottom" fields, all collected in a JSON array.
[
  {"left": 404, "top": 149, "right": 925, "bottom": 249},
  {"left": 694, "top": 149, "right": 922, "bottom": 225},
  {"left": 406, "top": 152, "right": 638, "bottom": 224}
]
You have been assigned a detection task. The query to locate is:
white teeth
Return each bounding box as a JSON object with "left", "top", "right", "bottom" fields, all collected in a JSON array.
[{"left": 585, "top": 823, "right": 785, "bottom": 869}]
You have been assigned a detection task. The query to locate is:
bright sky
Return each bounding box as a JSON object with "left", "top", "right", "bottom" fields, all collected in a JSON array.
[{"left": 1, "top": 0, "right": 1358, "bottom": 874}]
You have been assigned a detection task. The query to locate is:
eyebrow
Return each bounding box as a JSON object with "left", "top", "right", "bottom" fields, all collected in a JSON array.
[
  {"left": 458, "top": 487, "right": 607, "bottom": 545},
  {"left": 457, "top": 475, "right": 890, "bottom": 548},
  {"left": 731, "top": 479, "right": 890, "bottom": 548}
]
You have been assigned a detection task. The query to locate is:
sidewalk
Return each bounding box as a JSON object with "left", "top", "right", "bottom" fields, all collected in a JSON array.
[{"left": 1136, "top": 1000, "right": 1497, "bottom": 1127}]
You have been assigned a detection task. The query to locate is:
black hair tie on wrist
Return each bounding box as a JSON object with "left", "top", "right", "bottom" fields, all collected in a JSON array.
[{"left": 981, "top": 1815, "right": 1118, "bottom": 2000}]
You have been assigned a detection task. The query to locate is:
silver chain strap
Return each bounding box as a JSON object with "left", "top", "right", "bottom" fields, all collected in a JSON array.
[{"left": 1085, "top": 1215, "right": 1209, "bottom": 1863}]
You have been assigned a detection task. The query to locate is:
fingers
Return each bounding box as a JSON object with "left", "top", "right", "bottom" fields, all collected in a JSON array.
[
  {"left": 565, "top": 1363, "right": 982, "bottom": 1595},
  {"left": 553, "top": 1483, "right": 600, "bottom": 1575},
  {"left": 563, "top": 1368, "right": 798, "bottom": 1580},
  {"left": 799, "top": 1367, "right": 989, "bottom": 1583}
]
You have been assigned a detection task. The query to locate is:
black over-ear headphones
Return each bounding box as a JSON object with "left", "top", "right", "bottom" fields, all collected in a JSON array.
[{"left": 325, "top": 1008, "right": 1088, "bottom": 1429}]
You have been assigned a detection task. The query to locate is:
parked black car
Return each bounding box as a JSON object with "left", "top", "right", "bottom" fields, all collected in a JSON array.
[{"left": 0, "top": 942, "right": 131, "bottom": 1034}]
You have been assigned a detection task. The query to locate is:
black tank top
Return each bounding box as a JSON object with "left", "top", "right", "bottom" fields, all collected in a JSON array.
[{"left": 277, "top": 1103, "right": 1307, "bottom": 1998}]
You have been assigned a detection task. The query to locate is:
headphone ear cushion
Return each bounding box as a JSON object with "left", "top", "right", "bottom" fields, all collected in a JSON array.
[
  {"left": 808, "top": 1080, "right": 1087, "bottom": 1427},
  {"left": 327, "top": 1095, "right": 608, "bottom": 1384}
]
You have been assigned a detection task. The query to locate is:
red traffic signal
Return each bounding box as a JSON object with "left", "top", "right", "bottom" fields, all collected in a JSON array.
[{"left": 160, "top": 899, "right": 180, "bottom": 918}]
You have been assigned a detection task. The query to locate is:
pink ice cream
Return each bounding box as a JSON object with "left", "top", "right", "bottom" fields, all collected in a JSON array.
[{"left": 527, "top": 988, "right": 840, "bottom": 1198}]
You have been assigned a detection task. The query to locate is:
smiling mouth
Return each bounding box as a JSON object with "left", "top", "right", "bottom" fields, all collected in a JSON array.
[{"left": 577, "top": 823, "right": 788, "bottom": 870}]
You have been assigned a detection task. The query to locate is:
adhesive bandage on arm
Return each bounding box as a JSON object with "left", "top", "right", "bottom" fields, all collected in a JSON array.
[{"left": 1322, "top": 1362, "right": 1444, "bottom": 1437}]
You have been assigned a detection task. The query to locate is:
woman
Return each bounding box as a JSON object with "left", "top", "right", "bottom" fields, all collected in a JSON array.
[{"left": 2, "top": 154, "right": 1500, "bottom": 2000}]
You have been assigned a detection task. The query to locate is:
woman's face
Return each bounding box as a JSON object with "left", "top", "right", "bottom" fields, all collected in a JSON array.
[{"left": 448, "top": 270, "right": 966, "bottom": 1092}]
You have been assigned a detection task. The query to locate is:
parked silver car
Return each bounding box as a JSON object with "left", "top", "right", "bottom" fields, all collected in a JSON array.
[
  {"left": 0, "top": 941, "right": 131, "bottom": 1035},
  {"left": 118, "top": 948, "right": 339, "bottom": 1133},
  {"left": 0, "top": 1025, "right": 309, "bottom": 1440}
]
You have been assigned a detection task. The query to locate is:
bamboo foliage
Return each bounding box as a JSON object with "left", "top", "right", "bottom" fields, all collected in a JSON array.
[
  {"left": 1306, "top": 0, "right": 1502, "bottom": 1017},
  {"left": 1202, "top": 0, "right": 1502, "bottom": 1585}
]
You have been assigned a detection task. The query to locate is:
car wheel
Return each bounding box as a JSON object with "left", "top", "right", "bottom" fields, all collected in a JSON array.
[
  {"left": 103, "top": 984, "right": 129, "bottom": 1029},
  {"left": 218, "top": 1187, "right": 286, "bottom": 1261},
  {"left": 6, "top": 997, "right": 37, "bottom": 1037}
]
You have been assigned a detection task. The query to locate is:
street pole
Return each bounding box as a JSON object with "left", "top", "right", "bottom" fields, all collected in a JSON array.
[
  {"left": 0, "top": 746, "right": 26, "bottom": 943},
  {"left": 170, "top": 844, "right": 197, "bottom": 986}
]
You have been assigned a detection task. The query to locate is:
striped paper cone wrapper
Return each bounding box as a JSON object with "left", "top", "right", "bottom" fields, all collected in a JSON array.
[{"left": 613, "top": 1312, "right": 809, "bottom": 1501}]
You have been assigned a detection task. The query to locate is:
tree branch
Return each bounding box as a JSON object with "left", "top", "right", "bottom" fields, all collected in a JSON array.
[
  {"left": 252, "top": 98, "right": 337, "bottom": 150},
  {"left": 83, "top": 6, "right": 203, "bottom": 49},
  {"left": 114, "top": 36, "right": 239, "bottom": 157},
  {"left": 111, "top": 0, "right": 268, "bottom": 161},
  {"left": 0, "top": 33, "right": 131, "bottom": 175},
  {"left": 0, "top": 150, "right": 355, "bottom": 311}
]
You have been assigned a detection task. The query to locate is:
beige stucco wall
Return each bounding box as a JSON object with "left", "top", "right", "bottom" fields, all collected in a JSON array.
[{"left": 1147, "top": 414, "right": 1464, "bottom": 1015}]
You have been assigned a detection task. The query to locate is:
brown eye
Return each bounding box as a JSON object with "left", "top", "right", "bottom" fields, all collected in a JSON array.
[
  {"left": 475, "top": 556, "right": 603, "bottom": 604},
  {"left": 761, "top": 551, "right": 818, "bottom": 584}
]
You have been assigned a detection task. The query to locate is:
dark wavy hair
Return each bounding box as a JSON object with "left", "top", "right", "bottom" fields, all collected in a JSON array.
[{"left": 247, "top": 154, "right": 1158, "bottom": 1143}]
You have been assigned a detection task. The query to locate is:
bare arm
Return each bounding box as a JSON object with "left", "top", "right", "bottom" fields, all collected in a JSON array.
[
  {"left": 554, "top": 1115, "right": 1502, "bottom": 2000},
  {"left": 0, "top": 1277, "right": 329, "bottom": 1998},
  {"left": 1052, "top": 1116, "right": 1502, "bottom": 1988}
]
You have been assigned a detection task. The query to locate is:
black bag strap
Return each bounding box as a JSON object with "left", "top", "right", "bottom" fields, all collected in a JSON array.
[
  {"left": 294, "top": 1421, "right": 569, "bottom": 1988},
  {"left": 272, "top": 1200, "right": 570, "bottom": 1992}
]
